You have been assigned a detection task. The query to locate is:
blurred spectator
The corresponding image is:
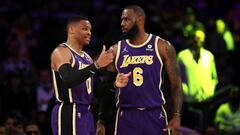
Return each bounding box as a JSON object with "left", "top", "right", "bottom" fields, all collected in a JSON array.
[
  {"left": 205, "top": 18, "right": 235, "bottom": 89},
  {"left": 226, "top": 1, "right": 240, "bottom": 86},
  {"left": 4, "top": 114, "right": 24, "bottom": 135},
  {"left": 0, "top": 126, "right": 6, "bottom": 135},
  {"left": 205, "top": 18, "right": 228, "bottom": 56},
  {"left": 2, "top": 36, "right": 36, "bottom": 82},
  {"left": 1, "top": 71, "right": 31, "bottom": 121},
  {"left": 215, "top": 91, "right": 240, "bottom": 135},
  {"left": 183, "top": 8, "right": 205, "bottom": 38},
  {"left": 30, "top": 68, "right": 53, "bottom": 135},
  {"left": 36, "top": 69, "right": 53, "bottom": 112},
  {"left": 216, "top": 19, "right": 235, "bottom": 51},
  {"left": 24, "top": 122, "right": 41, "bottom": 135},
  {"left": 227, "top": 1, "right": 240, "bottom": 45},
  {"left": 178, "top": 30, "right": 218, "bottom": 102},
  {"left": 0, "top": 13, "right": 10, "bottom": 61},
  {"left": 9, "top": 13, "right": 38, "bottom": 59},
  {"left": 177, "top": 30, "right": 218, "bottom": 132}
]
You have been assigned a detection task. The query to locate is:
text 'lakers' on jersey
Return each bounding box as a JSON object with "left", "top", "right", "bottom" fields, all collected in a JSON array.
[
  {"left": 52, "top": 43, "right": 94, "bottom": 105},
  {"left": 115, "top": 34, "right": 166, "bottom": 108}
]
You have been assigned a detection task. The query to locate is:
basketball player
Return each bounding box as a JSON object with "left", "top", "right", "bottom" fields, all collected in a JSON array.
[
  {"left": 96, "top": 5, "right": 183, "bottom": 135},
  {"left": 50, "top": 16, "right": 130, "bottom": 135}
]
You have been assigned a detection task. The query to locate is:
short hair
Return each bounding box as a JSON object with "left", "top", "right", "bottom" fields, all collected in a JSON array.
[
  {"left": 125, "top": 5, "right": 146, "bottom": 19},
  {"left": 66, "top": 16, "right": 89, "bottom": 31}
]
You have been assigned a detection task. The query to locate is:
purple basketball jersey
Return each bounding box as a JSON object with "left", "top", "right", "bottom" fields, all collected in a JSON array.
[
  {"left": 115, "top": 34, "right": 166, "bottom": 108},
  {"left": 52, "top": 43, "right": 94, "bottom": 105}
]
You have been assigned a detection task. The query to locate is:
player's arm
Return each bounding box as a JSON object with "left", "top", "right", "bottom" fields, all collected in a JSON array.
[
  {"left": 51, "top": 46, "right": 72, "bottom": 71},
  {"left": 158, "top": 40, "right": 183, "bottom": 116},
  {"left": 158, "top": 40, "right": 183, "bottom": 134},
  {"left": 51, "top": 46, "right": 98, "bottom": 88},
  {"left": 96, "top": 44, "right": 118, "bottom": 135},
  {"left": 95, "top": 43, "right": 130, "bottom": 95},
  {"left": 51, "top": 46, "right": 113, "bottom": 88},
  {"left": 94, "top": 44, "right": 119, "bottom": 98},
  {"left": 106, "top": 44, "right": 118, "bottom": 72}
]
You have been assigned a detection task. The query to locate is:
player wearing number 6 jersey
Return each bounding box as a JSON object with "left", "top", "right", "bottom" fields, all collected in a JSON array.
[
  {"left": 116, "top": 33, "right": 165, "bottom": 108},
  {"left": 96, "top": 5, "right": 183, "bottom": 135}
]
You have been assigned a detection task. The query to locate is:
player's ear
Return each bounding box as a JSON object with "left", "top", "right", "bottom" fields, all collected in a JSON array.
[
  {"left": 68, "top": 25, "right": 75, "bottom": 34},
  {"left": 138, "top": 15, "right": 144, "bottom": 22}
]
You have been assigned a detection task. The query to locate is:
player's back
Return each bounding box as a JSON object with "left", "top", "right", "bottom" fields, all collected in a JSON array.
[{"left": 115, "top": 34, "right": 166, "bottom": 108}]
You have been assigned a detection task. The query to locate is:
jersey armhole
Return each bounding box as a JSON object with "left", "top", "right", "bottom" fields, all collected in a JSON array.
[
  {"left": 115, "top": 41, "right": 121, "bottom": 72},
  {"left": 155, "top": 36, "right": 163, "bottom": 66}
]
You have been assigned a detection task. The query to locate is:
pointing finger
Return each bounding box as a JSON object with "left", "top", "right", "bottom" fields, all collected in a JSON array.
[{"left": 125, "top": 72, "right": 131, "bottom": 77}]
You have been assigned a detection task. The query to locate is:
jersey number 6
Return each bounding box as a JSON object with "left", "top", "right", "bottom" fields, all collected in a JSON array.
[{"left": 133, "top": 67, "right": 143, "bottom": 86}]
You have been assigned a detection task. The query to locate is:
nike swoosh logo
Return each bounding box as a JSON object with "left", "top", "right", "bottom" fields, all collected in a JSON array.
[{"left": 90, "top": 70, "right": 95, "bottom": 74}]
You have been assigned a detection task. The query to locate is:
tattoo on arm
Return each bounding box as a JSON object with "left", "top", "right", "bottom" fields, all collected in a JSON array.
[{"left": 164, "top": 43, "right": 183, "bottom": 114}]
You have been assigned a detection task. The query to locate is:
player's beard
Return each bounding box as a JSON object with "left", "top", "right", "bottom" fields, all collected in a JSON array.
[{"left": 121, "top": 23, "right": 138, "bottom": 40}]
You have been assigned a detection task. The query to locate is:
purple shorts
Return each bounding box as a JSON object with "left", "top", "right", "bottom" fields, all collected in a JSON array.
[
  {"left": 51, "top": 103, "right": 95, "bottom": 135},
  {"left": 114, "top": 106, "right": 170, "bottom": 135}
]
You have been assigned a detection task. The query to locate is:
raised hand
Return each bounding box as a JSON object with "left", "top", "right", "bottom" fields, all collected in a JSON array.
[
  {"left": 114, "top": 72, "right": 131, "bottom": 88},
  {"left": 96, "top": 45, "right": 114, "bottom": 68}
]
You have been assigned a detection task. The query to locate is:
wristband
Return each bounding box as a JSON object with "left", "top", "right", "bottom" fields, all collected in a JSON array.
[
  {"left": 173, "top": 112, "right": 181, "bottom": 117},
  {"left": 94, "top": 61, "right": 101, "bottom": 69}
]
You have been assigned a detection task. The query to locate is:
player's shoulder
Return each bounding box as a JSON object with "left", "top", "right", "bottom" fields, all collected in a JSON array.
[
  {"left": 155, "top": 36, "right": 177, "bottom": 60},
  {"left": 54, "top": 43, "right": 70, "bottom": 52},
  {"left": 109, "top": 42, "right": 119, "bottom": 55},
  {"left": 155, "top": 36, "right": 172, "bottom": 47},
  {"left": 111, "top": 42, "right": 119, "bottom": 48},
  {"left": 51, "top": 43, "right": 71, "bottom": 59},
  {"left": 155, "top": 36, "right": 175, "bottom": 53}
]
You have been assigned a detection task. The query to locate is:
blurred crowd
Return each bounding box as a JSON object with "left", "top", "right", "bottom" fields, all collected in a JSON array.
[{"left": 0, "top": 0, "right": 240, "bottom": 135}]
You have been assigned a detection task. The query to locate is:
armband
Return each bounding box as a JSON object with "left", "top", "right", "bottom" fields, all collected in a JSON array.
[{"left": 59, "top": 63, "right": 98, "bottom": 87}]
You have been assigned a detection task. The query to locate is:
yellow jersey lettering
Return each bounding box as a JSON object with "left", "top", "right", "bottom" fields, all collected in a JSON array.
[
  {"left": 79, "top": 62, "right": 89, "bottom": 70},
  {"left": 146, "top": 56, "right": 153, "bottom": 65},
  {"left": 120, "top": 55, "right": 153, "bottom": 68}
]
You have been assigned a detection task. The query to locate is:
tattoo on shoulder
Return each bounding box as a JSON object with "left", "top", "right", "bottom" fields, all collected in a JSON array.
[
  {"left": 164, "top": 42, "right": 181, "bottom": 77},
  {"left": 165, "top": 42, "right": 176, "bottom": 59}
]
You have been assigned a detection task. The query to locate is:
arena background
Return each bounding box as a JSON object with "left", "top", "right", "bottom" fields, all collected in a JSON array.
[{"left": 0, "top": 0, "right": 239, "bottom": 135}]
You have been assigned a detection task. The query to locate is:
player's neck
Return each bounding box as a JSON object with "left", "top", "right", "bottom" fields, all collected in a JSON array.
[
  {"left": 66, "top": 38, "right": 83, "bottom": 54},
  {"left": 129, "top": 32, "right": 148, "bottom": 45}
]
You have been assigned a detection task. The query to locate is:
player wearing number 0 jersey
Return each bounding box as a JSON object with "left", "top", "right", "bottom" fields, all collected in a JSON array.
[
  {"left": 50, "top": 16, "right": 115, "bottom": 135},
  {"left": 51, "top": 43, "right": 95, "bottom": 135},
  {"left": 52, "top": 43, "right": 94, "bottom": 104}
]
